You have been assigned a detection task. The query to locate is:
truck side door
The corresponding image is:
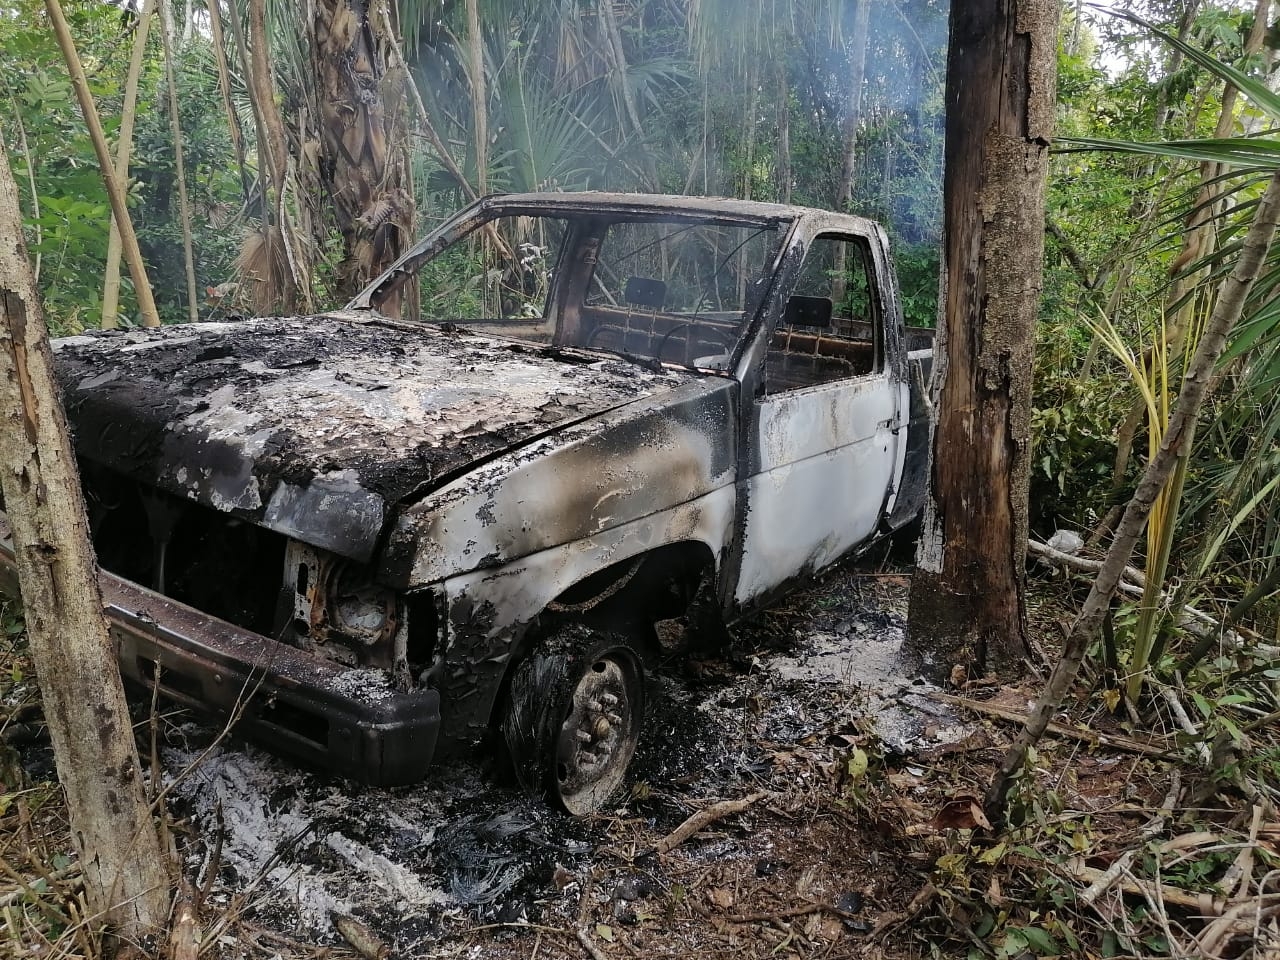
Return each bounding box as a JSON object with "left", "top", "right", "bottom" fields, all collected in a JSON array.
[{"left": 733, "top": 231, "right": 906, "bottom": 607}]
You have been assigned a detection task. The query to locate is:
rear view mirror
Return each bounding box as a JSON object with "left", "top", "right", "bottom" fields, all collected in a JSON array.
[{"left": 785, "top": 295, "right": 833, "bottom": 328}]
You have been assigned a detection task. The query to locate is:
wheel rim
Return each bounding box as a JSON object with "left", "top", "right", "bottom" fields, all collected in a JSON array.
[{"left": 554, "top": 650, "right": 642, "bottom": 815}]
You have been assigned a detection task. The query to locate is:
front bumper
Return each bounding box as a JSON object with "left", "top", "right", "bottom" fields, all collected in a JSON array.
[{"left": 0, "top": 514, "right": 439, "bottom": 786}]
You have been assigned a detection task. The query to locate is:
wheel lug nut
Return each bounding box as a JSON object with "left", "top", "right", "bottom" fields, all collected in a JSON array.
[
  {"left": 575, "top": 730, "right": 592, "bottom": 743},
  {"left": 606, "top": 712, "right": 622, "bottom": 725},
  {"left": 586, "top": 700, "right": 604, "bottom": 712},
  {"left": 600, "top": 693, "right": 618, "bottom": 707}
]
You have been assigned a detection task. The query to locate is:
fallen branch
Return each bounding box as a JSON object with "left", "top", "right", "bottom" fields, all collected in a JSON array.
[
  {"left": 648, "top": 791, "right": 769, "bottom": 856},
  {"left": 1196, "top": 894, "right": 1280, "bottom": 956},
  {"left": 1066, "top": 861, "right": 1219, "bottom": 914},
  {"left": 575, "top": 926, "right": 610, "bottom": 960},
  {"left": 1029, "top": 540, "right": 1267, "bottom": 653},
  {"left": 930, "top": 692, "right": 1173, "bottom": 758},
  {"left": 1027, "top": 539, "right": 1146, "bottom": 587}
]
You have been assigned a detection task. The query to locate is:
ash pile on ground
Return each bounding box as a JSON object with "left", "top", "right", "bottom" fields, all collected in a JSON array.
[{"left": 156, "top": 561, "right": 971, "bottom": 958}]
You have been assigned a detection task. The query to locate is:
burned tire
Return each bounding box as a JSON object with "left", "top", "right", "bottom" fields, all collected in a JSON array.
[{"left": 502, "top": 623, "right": 645, "bottom": 816}]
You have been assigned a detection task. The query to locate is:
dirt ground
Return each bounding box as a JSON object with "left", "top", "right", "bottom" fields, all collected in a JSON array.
[{"left": 0, "top": 553, "right": 1242, "bottom": 960}]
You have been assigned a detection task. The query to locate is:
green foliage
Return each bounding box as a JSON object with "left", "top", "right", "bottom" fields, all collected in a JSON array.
[
  {"left": 891, "top": 241, "right": 940, "bottom": 328},
  {"left": 1030, "top": 318, "right": 1131, "bottom": 532}
]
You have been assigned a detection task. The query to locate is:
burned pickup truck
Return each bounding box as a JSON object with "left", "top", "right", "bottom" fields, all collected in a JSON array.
[{"left": 0, "top": 193, "right": 933, "bottom": 813}]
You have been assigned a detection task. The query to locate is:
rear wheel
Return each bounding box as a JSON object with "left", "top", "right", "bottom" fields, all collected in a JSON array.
[{"left": 502, "top": 623, "right": 646, "bottom": 815}]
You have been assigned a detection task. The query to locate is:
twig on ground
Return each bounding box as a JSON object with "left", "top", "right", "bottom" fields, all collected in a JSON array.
[
  {"left": 0, "top": 860, "right": 80, "bottom": 909},
  {"left": 1196, "top": 893, "right": 1280, "bottom": 956},
  {"left": 724, "top": 900, "right": 864, "bottom": 925},
  {"left": 863, "top": 882, "right": 937, "bottom": 941},
  {"left": 930, "top": 692, "right": 1173, "bottom": 757},
  {"left": 1027, "top": 539, "right": 1146, "bottom": 587},
  {"left": 647, "top": 792, "right": 769, "bottom": 857},
  {"left": 575, "top": 927, "right": 609, "bottom": 960},
  {"left": 1159, "top": 686, "right": 1213, "bottom": 766},
  {"left": 1066, "top": 861, "right": 1219, "bottom": 913},
  {"left": 1081, "top": 850, "right": 1137, "bottom": 908}
]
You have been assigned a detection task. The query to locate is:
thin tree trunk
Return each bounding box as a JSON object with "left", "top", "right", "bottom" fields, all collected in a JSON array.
[
  {"left": 225, "top": 0, "right": 270, "bottom": 215},
  {"left": 904, "top": 0, "right": 1057, "bottom": 678},
  {"left": 835, "top": 0, "right": 870, "bottom": 210},
  {"left": 741, "top": 50, "right": 759, "bottom": 201},
  {"left": 204, "top": 0, "right": 252, "bottom": 205},
  {"left": 599, "top": 0, "right": 657, "bottom": 189},
  {"left": 0, "top": 137, "right": 170, "bottom": 941},
  {"left": 102, "top": 0, "right": 156, "bottom": 330},
  {"left": 464, "top": 0, "right": 487, "bottom": 194},
  {"left": 776, "top": 61, "right": 791, "bottom": 203},
  {"left": 8, "top": 96, "right": 41, "bottom": 283},
  {"left": 246, "top": 0, "right": 289, "bottom": 201},
  {"left": 45, "top": 0, "right": 160, "bottom": 328},
  {"left": 160, "top": 0, "right": 200, "bottom": 324},
  {"left": 986, "top": 169, "right": 1280, "bottom": 820}
]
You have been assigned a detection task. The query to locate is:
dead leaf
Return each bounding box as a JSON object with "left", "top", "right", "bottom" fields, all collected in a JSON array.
[
  {"left": 1159, "top": 832, "right": 1221, "bottom": 853},
  {"left": 920, "top": 796, "right": 991, "bottom": 833},
  {"left": 819, "top": 914, "right": 846, "bottom": 941},
  {"left": 332, "top": 913, "right": 390, "bottom": 960},
  {"left": 552, "top": 864, "right": 574, "bottom": 891},
  {"left": 706, "top": 886, "right": 735, "bottom": 909}
]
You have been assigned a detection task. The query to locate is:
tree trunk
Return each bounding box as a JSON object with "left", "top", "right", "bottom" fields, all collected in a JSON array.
[
  {"left": 160, "top": 0, "right": 200, "bottom": 324},
  {"left": 310, "top": 0, "right": 415, "bottom": 307},
  {"left": 203, "top": 0, "right": 252, "bottom": 206},
  {"left": 45, "top": 0, "right": 160, "bottom": 328},
  {"left": 986, "top": 168, "right": 1280, "bottom": 820},
  {"left": 775, "top": 61, "right": 791, "bottom": 203},
  {"left": 246, "top": 0, "right": 289, "bottom": 201},
  {"left": 464, "top": 0, "right": 488, "bottom": 194},
  {"left": 0, "top": 137, "right": 170, "bottom": 943},
  {"left": 835, "top": 0, "right": 870, "bottom": 211},
  {"left": 904, "top": 0, "right": 1058, "bottom": 679},
  {"left": 101, "top": 0, "right": 155, "bottom": 330}
]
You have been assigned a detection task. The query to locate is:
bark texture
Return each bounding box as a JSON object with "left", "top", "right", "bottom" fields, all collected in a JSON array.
[
  {"left": 311, "top": 0, "right": 414, "bottom": 304},
  {"left": 905, "top": 0, "right": 1057, "bottom": 678},
  {"left": 0, "top": 141, "right": 169, "bottom": 938}
]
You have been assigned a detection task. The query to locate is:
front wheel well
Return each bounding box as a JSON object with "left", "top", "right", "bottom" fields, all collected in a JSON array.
[{"left": 545, "top": 541, "right": 717, "bottom": 628}]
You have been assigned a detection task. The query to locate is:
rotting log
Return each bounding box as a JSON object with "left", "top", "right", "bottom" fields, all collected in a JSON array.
[{"left": 0, "top": 135, "right": 170, "bottom": 939}]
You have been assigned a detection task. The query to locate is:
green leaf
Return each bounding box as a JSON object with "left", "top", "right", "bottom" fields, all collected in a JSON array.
[
  {"left": 846, "top": 748, "right": 868, "bottom": 784},
  {"left": 1022, "top": 926, "right": 1060, "bottom": 955},
  {"left": 595, "top": 924, "right": 614, "bottom": 942},
  {"left": 977, "top": 841, "right": 1007, "bottom": 865},
  {"left": 1102, "top": 8, "right": 1280, "bottom": 122},
  {"left": 1063, "top": 135, "right": 1280, "bottom": 170}
]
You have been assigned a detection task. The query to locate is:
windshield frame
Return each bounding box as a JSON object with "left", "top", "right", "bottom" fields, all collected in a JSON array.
[{"left": 346, "top": 194, "right": 795, "bottom": 375}]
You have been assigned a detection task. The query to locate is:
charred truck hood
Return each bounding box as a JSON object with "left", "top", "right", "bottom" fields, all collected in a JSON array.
[{"left": 52, "top": 314, "right": 697, "bottom": 563}]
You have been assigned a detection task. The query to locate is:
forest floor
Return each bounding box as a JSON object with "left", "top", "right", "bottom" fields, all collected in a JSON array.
[{"left": 0, "top": 548, "right": 1272, "bottom": 960}]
